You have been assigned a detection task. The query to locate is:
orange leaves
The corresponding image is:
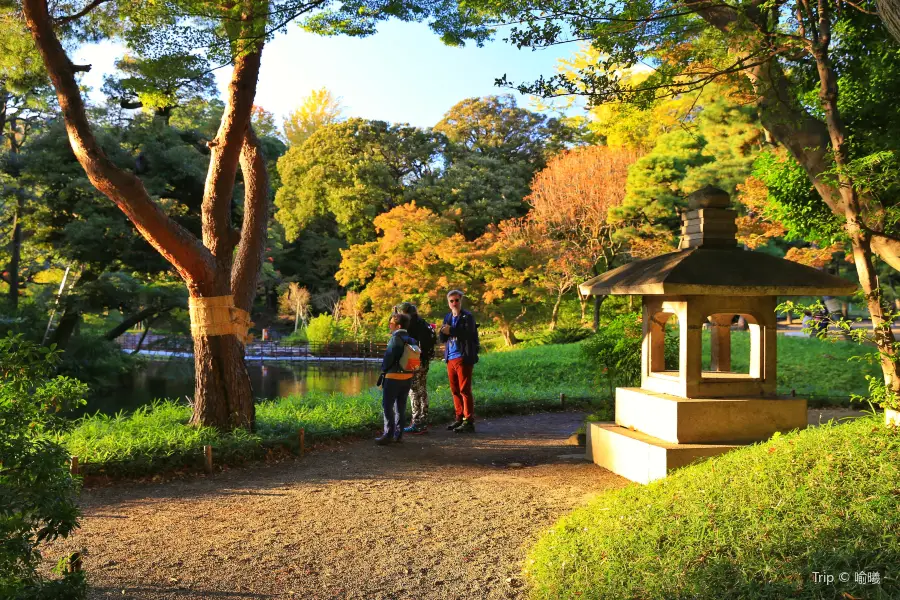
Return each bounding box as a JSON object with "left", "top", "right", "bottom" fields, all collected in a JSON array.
[{"left": 527, "top": 146, "right": 640, "bottom": 245}]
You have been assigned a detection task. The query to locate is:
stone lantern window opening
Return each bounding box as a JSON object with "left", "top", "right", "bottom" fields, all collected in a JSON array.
[{"left": 705, "top": 312, "right": 753, "bottom": 376}]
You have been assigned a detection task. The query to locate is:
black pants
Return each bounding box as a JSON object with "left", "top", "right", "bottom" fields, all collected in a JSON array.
[{"left": 382, "top": 377, "right": 411, "bottom": 439}]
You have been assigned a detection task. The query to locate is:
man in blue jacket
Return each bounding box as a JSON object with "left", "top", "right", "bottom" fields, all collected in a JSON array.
[
  {"left": 439, "top": 289, "right": 479, "bottom": 433},
  {"left": 376, "top": 312, "right": 418, "bottom": 445}
]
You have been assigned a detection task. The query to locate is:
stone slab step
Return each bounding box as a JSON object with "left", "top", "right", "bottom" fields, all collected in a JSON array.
[
  {"left": 615, "top": 387, "right": 807, "bottom": 444},
  {"left": 586, "top": 423, "right": 741, "bottom": 484}
]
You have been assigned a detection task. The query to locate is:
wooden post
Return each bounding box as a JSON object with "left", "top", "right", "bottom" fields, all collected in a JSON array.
[
  {"left": 709, "top": 314, "right": 733, "bottom": 372},
  {"left": 560, "top": 393, "right": 566, "bottom": 409},
  {"left": 299, "top": 428, "right": 305, "bottom": 456},
  {"left": 204, "top": 445, "right": 213, "bottom": 473},
  {"left": 70, "top": 456, "right": 79, "bottom": 476}
]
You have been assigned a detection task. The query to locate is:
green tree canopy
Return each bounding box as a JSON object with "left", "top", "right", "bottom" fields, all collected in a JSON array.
[
  {"left": 274, "top": 118, "right": 445, "bottom": 244},
  {"left": 102, "top": 53, "right": 216, "bottom": 123}
]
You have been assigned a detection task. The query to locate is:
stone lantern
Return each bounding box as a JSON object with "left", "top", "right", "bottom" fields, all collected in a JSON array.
[{"left": 579, "top": 186, "right": 856, "bottom": 484}]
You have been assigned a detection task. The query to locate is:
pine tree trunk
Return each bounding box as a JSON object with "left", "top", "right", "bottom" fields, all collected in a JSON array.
[
  {"left": 190, "top": 333, "right": 255, "bottom": 430},
  {"left": 22, "top": 0, "right": 269, "bottom": 430},
  {"left": 50, "top": 305, "right": 80, "bottom": 349}
]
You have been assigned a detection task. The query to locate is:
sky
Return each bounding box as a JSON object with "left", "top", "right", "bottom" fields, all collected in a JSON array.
[{"left": 73, "top": 20, "right": 582, "bottom": 130}]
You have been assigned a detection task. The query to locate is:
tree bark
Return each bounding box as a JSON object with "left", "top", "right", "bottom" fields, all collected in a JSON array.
[
  {"left": 578, "top": 290, "right": 589, "bottom": 322},
  {"left": 131, "top": 320, "right": 153, "bottom": 355},
  {"left": 23, "top": 0, "right": 271, "bottom": 429},
  {"left": 7, "top": 192, "right": 22, "bottom": 310},
  {"left": 50, "top": 304, "right": 80, "bottom": 349},
  {"left": 500, "top": 325, "right": 520, "bottom": 346},
  {"left": 593, "top": 295, "right": 606, "bottom": 332},
  {"left": 549, "top": 290, "right": 564, "bottom": 330}
]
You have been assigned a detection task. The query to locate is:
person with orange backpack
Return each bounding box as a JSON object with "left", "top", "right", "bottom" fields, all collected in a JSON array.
[
  {"left": 394, "top": 302, "right": 438, "bottom": 435},
  {"left": 375, "top": 311, "right": 421, "bottom": 445}
]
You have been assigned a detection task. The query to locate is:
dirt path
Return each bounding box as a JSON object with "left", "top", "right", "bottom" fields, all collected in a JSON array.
[{"left": 46, "top": 412, "right": 625, "bottom": 600}]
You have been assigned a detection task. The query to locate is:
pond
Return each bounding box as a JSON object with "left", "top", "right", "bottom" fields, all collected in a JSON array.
[{"left": 78, "top": 360, "right": 382, "bottom": 417}]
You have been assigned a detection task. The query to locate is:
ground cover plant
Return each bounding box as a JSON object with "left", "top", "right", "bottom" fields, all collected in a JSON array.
[
  {"left": 59, "top": 343, "right": 603, "bottom": 477},
  {"left": 0, "top": 335, "right": 86, "bottom": 599},
  {"left": 526, "top": 415, "right": 900, "bottom": 599}
]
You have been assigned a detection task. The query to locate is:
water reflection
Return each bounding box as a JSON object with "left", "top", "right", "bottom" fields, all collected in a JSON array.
[{"left": 80, "top": 360, "right": 381, "bottom": 416}]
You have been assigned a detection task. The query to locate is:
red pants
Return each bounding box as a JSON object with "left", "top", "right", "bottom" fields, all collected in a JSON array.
[{"left": 447, "top": 358, "right": 475, "bottom": 420}]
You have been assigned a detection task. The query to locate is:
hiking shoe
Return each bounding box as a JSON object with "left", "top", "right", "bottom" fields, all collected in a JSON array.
[
  {"left": 447, "top": 420, "right": 464, "bottom": 430},
  {"left": 375, "top": 434, "right": 392, "bottom": 446},
  {"left": 404, "top": 424, "right": 429, "bottom": 435},
  {"left": 453, "top": 419, "right": 475, "bottom": 434}
]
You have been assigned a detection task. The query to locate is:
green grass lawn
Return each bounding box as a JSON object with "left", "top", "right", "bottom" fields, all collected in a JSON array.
[
  {"left": 526, "top": 415, "right": 900, "bottom": 599},
  {"left": 705, "top": 331, "right": 880, "bottom": 403},
  {"left": 60, "top": 343, "right": 606, "bottom": 477}
]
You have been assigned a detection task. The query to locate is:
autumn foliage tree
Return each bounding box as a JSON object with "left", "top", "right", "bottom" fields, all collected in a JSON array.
[
  {"left": 338, "top": 204, "right": 551, "bottom": 345},
  {"left": 528, "top": 145, "right": 641, "bottom": 271},
  {"left": 525, "top": 145, "right": 643, "bottom": 323}
]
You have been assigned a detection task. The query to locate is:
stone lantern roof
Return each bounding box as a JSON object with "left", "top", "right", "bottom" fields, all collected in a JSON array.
[{"left": 579, "top": 186, "right": 857, "bottom": 298}]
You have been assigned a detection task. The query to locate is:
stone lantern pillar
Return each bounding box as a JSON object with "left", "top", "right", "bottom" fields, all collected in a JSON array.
[{"left": 578, "top": 186, "right": 856, "bottom": 484}]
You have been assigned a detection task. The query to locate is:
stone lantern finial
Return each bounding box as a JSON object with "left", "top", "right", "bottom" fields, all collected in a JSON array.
[{"left": 679, "top": 186, "right": 737, "bottom": 249}]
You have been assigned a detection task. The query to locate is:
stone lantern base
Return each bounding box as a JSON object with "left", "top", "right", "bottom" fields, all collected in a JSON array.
[{"left": 585, "top": 389, "right": 807, "bottom": 484}]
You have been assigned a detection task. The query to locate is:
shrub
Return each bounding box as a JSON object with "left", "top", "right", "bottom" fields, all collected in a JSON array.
[
  {"left": 280, "top": 328, "right": 308, "bottom": 344},
  {"left": 305, "top": 314, "right": 347, "bottom": 343},
  {"left": 542, "top": 326, "right": 593, "bottom": 345},
  {"left": 582, "top": 312, "right": 677, "bottom": 396},
  {"left": 0, "top": 334, "right": 88, "bottom": 599},
  {"left": 527, "top": 416, "right": 900, "bottom": 599}
]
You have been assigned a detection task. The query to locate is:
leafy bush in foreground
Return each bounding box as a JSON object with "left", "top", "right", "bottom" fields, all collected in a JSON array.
[
  {"left": 0, "top": 335, "right": 87, "bottom": 599},
  {"left": 527, "top": 416, "right": 900, "bottom": 599}
]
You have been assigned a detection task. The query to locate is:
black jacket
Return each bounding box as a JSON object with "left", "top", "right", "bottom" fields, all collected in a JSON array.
[
  {"left": 439, "top": 309, "right": 479, "bottom": 366},
  {"left": 408, "top": 315, "right": 437, "bottom": 362}
]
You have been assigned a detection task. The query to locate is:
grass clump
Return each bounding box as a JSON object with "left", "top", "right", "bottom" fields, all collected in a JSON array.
[{"left": 527, "top": 416, "right": 900, "bottom": 599}]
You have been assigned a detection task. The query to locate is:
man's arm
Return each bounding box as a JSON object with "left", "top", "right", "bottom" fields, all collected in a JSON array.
[{"left": 438, "top": 316, "right": 451, "bottom": 342}]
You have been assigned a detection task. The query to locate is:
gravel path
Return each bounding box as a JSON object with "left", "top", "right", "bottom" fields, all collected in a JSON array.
[{"left": 45, "top": 412, "right": 626, "bottom": 600}]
